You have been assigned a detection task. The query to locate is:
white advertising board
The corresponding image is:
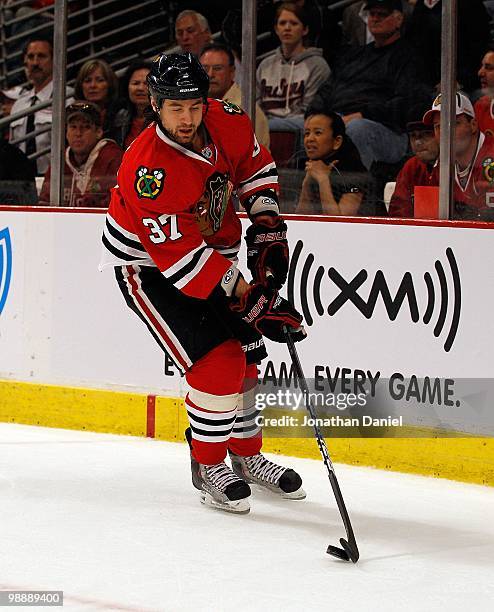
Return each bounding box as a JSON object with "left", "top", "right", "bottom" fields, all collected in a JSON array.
[{"left": 0, "top": 209, "right": 493, "bottom": 433}]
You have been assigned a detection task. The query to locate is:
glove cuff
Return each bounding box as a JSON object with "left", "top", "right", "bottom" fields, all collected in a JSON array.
[
  {"left": 244, "top": 190, "right": 280, "bottom": 219},
  {"left": 220, "top": 265, "right": 243, "bottom": 298}
]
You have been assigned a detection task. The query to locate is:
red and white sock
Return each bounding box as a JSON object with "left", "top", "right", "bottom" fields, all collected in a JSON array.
[
  {"left": 229, "top": 363, "right": 262, "bottom": 457},
  {"left": 185, "top": 339, "right": 246, "bottom": 465}
]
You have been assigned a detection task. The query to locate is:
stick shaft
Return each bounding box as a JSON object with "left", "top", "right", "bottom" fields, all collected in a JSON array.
[{"left": 283, "top": 327, "right": 358, "bottom": 549}]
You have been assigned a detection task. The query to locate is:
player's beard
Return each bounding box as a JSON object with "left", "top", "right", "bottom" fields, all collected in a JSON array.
[{"left": 162, "top": 122, "right": 199, "bottom": 146}]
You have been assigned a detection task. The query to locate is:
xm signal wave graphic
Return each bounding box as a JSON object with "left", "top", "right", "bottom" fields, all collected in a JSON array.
[
  {"left": 287, "top": 240, "right": 461, "bottom": 353},
  {"left": 0, "top": 227, "right": 12, "bottom": 316}
]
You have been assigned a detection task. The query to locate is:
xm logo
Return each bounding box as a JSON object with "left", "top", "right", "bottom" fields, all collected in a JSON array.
[
  {"left": 0, "top": 227, "right": 12, "bottom": 316},
  {"left": 287, "top": 240, "right": 461, "bottom": 352}
]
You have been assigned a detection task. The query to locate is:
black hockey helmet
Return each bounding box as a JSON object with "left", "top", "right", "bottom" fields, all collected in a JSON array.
[{"left": 147, "top": 52, "right": 209, "bottom": 106}]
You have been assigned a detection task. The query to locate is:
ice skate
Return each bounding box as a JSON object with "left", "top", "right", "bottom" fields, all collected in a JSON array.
[
  {"left": 185, "top": 428, "right": 251, "bottom": 514},
  {"left": 229, "top": 451, "right": 306, "bottom": 500}
]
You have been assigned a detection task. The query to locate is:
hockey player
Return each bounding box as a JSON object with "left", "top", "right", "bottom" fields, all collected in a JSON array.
[{"left": 100, "top": 52, "right": 306, "bottom": 513}]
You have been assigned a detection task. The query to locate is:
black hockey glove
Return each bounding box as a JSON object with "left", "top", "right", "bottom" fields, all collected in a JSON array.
[
  {"left": 231, "top": 283, "right": 306, "bottom": 343},
  {"left": 245, "top": 216, "right": 289, "bottom": 289}
]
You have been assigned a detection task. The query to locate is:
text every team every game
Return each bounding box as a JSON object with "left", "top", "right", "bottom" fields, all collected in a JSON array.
[{"left": 257, "top": 364, "right": 459, "bottom": 410}]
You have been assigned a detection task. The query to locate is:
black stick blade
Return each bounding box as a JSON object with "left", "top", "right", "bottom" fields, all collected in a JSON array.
[
  {"left": 327, "top": 539, "right": 359, "bottom": 563},
  {"left": 326, "top": 544, "right": 350, "bottom": 561}
]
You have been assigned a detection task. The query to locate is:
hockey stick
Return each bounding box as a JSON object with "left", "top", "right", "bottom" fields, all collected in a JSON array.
[{"left": 283, "top": 325, "right": 360, "bottom": 563}]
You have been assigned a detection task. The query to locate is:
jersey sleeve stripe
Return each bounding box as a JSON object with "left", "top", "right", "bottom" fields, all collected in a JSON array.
[
  {"left": 237, "top": 177, "right": 279, "bottom": 197},
  {"left": 238, "top": 162, "right": 278, "bottom": 188},
  {"left": 105, "top": 217, "right": 145, "bottom": 252},
  {"left": 106, "top": 213, "right": 140, "bottom": 242},
  {"left": 162, "top": 243, "right": 209, "bottom": 284},
  {"left": 214, "top": 241, "right": 241, "bottom": 259},
  {"left": 103, "top": 225, "right": 148, "bottom": 259},
  {"left": 101, "top": 234, "right": 141, "bottom": 262},
  {"left": 173, "top": 248, "right": 215, "bottom": 289}
]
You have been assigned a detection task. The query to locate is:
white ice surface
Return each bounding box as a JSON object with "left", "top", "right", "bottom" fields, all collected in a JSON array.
[{"left": 0, "top": 423, "right": 493, "bottom": 612}]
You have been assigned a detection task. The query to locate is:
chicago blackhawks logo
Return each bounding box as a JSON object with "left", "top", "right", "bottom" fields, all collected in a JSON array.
[
  {"left": 134, "top": 166, "right": 165, "bottom": 199},
  {"left": 222, "top": 101, "right": 243, "bottom": 115},
  {"left": 194, "top": 172, "right": 232, "bottom": 236},
  {"left": 482, "top": 157, "right": 494, "bottom": 183}
]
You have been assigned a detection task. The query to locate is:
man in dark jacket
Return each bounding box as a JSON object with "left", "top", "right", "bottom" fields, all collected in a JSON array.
[
  {"left": 406, "top": 0, "right": 490, "bottom": 92},
  {"left": 0, "top": 140, "right": 37, "bottom": 205},
  {"left": 309, "top": 0, "right": 431, "bottom": 169}
]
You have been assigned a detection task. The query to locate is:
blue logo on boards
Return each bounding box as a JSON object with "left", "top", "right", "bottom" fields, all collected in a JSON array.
[{"left": 0, "top": 227, "right": 12, "bottom": 316}]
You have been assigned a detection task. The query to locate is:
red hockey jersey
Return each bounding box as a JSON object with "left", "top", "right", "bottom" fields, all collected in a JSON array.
[
  {"left": 100, "top": 99, "right": 278, "bottom": 299},
  {"left": 388, "top": 155, "right": 438, "bottom": 218},
  {"left": 389, "top": 133, "right": 494, "bottom": 218},
  {"left": 474, "top": 96, "right": 494, "bottom": 138},
  {"left": 453, "top": 132, "right": 494, "bottom": 214}
]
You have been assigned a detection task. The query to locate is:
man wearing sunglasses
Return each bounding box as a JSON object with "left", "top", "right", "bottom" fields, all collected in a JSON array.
[{"left": 39, "top": 102, "right": 123, "bottom": 207}]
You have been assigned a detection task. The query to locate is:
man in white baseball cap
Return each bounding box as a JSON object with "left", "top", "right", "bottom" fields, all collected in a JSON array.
[
  {"left": 422, "top": 91, "right": 475, "bottom": 126},
  {"left": 422, "top": 91, "right": 494, "bottom": 218}
]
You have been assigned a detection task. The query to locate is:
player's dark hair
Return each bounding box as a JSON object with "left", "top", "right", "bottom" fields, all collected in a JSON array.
[{"left": 199, "top": 43, "right": 235, "bottom": 67}]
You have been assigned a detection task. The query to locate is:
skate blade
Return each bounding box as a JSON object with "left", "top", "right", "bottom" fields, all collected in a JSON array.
[
  {"left": 252, "top": 484, "right": 307, "bottom": 500},
  {"left": 200, "top": 491, "right": 250, "bottom": 514},
  {"left": 281, "top": 486, "right": 306, "bottom": 500}
]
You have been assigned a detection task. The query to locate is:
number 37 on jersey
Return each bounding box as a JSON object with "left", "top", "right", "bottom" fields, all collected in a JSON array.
[{"left": 142, "top": 214, "right": 182, "bottom": 244}]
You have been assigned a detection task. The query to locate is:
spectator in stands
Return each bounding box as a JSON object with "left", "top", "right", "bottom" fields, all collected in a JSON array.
[
  {"left": 3, "top": 0, "right": 54, "bottom": 86},
  {"left": 74, "top": 59, "right": 119, "bottom": 137},
  {"left": 199, "top": 43, "right": 270, "bottom": 149},
  {"left": 0, "top": 139, "right": 37, "bottom": 205},
  {"left": 109, "top": 60, "right": 151, "bottom": 149},
  {"left": 8, "top": 37, "right": 72, "bottom": 176},
  {"left": 309, "top": 0, "right": 430, "bottom": 170},
  {"left": 475, "top": 48, "right": 494, "bottom": 137},
  {"left": 257, "top": 2, "right": 330, "bottom": 144},
  {"left": 423, "top": 92, "right": 494, "bottom": 220},
  {"left": 295, "top": 109, "right": 367, "bottom": 215},
  {"left": 1, "top": 86, "right": 26, "bottom": 140},
  {"left": 174, "top": 10, "right": 212, "bottom": 57},
  {"left": 388, "top": 120, "right": 439, "bottom": 217},
  {"left": 342, "top": 0, "right": 413, "bottom": 47},
  {"left": 39, "top": 101, "right": 123, "bottom": 207},
  {"left": 291, "top": 0, "right": 342, "bottom": 65},
  {"left": 406, "top": 0, "right": 490, "bottom": 92},
  {"left": 254, "top": 0, "right": 342, "bottom": 66}
]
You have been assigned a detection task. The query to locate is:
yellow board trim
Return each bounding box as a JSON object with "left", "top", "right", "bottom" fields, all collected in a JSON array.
[{"left": 1, "top": 380, "right": 493, "bottom": 486}]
